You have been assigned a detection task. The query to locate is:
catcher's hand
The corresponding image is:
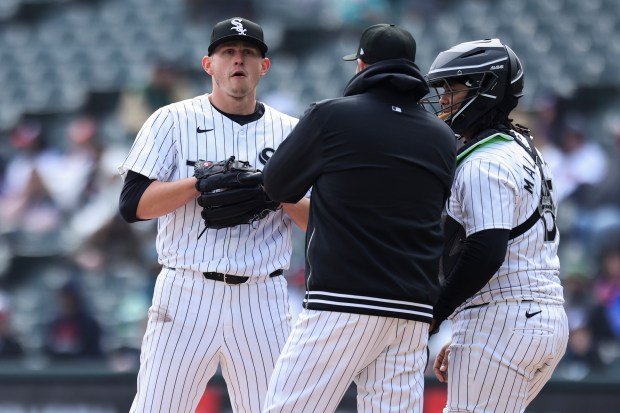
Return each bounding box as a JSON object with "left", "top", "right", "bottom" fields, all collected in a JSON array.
[
  {"left": 433, "top": 342, "right": 451, "bottom": 383},
  {"left": 194, "top": 156, "right": 280, "bottom": 233}
]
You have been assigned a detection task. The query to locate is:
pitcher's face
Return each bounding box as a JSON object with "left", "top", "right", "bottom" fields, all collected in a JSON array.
[{"left": 203, "top": 41, "right": 270, "bottom": 99}]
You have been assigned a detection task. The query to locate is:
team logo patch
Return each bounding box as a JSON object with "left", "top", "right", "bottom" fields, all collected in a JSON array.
[
  {"left": 231, "top": 18, "right": 247, "bottom": 35},
  {"left": 258, "top": 148, "right": 275, "bottom": 165}
]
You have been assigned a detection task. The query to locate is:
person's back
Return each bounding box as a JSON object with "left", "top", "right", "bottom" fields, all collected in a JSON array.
[
  {"left": 297, "top": 65, "right": 455, "bottom": 306},
  {"left": 262, "top": 23, "right": 455, "bottom": 413}
]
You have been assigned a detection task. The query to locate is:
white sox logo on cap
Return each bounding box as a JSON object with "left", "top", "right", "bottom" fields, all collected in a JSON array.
[
  {"left": 208, "top": 16, "right": 268, "bottom": 56},
  {"left": 231, "top": 18, "right": 247, "bottom": 35}
]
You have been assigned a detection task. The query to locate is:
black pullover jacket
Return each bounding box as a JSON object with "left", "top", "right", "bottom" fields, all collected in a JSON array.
[{"left": 263, "top": 59, "right": 456, "bottom": 322}]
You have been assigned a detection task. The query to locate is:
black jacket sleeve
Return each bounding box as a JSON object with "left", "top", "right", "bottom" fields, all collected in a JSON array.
[
  {"left": 263, "top": 103, "right": 325, "bottom": 203},
  {"left": 119, "top": 170, "right": 154, "bottom": 223},
  {"left": 433, "top": 228, "right": 510, "bottom": 324}
]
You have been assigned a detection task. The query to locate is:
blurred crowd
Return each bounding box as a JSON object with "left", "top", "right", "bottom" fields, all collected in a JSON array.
[{"left": 0, "top": 0, "right": 619, "bottom": 384}]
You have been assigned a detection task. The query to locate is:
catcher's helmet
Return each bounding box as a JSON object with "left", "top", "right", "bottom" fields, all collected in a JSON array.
[{"left": 421, "top": 38, "right": 523, "bottom": 137}]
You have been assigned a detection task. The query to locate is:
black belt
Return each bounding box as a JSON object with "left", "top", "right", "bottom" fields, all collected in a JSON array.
[{"left": 163, "top": 266, "right": 282, "bottom": 285}]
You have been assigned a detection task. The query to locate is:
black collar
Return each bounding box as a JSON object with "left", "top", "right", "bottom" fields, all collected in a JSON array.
[{"left": 211, "top": 101, "right": 265, "bottom": 125}]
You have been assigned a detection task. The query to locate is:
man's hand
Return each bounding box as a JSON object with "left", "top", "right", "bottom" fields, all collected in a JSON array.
[{"left": 433, "top": 342, "right": 451, "bottom": 383}]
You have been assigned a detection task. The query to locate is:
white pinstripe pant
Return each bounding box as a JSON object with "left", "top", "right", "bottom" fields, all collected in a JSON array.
[
  {"left": 130, "top": 267, "right": 291, "bottom": 413},
  {"left": 444, "top": 301, "right": 569, "bottom": 413},
  {"left": 263, "top": 309, "right": 429, "bottom": 413}
]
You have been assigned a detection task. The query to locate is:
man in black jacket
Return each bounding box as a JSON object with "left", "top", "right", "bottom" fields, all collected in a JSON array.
[{"left": 262, "top": 24, "right": 456, "bottom": 413}]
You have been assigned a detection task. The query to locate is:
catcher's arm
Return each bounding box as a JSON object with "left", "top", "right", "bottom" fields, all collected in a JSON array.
[{"left": 433, "top": 342, "right": 451, "bottom": 383}]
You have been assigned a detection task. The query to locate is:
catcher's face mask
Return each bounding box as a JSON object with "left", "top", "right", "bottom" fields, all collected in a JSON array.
[
  {"left": 421, "top": 71, "right": 498, "bottom": 137},
  {"left": 436, "top": 80, "right": 470, "bottom": 121}
]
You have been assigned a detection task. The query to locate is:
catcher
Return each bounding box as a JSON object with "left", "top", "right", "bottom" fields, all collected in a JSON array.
[
  {"left": 423, "top": 38, "right": 567, "bottom": 413},
  {"left": 193, "top": 156, "right": 280, "bottom": 237}
]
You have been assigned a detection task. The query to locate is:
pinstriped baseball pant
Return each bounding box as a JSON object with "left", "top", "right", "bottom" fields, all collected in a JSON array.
[
  {"left": 130, "top": 267, "right": 292, "bottom": 413},
  {"left": 263, "top": 309, "right": 429, "bottom": 413},
  {"left": 444, "top": 301, "right": 568, "bottom": 413}
]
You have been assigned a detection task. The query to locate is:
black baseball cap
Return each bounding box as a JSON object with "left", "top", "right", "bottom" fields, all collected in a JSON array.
[
  {"left": 343, "top": 24, "right": 416, "bottom": 64},
  {"left": 208, "top": 17, "right": 268, "bottom": 56}
]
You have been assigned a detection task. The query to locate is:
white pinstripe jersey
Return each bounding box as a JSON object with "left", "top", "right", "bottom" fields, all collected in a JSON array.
[
  {"left": 119, "top": 93, "right": 299, "bottom": 276},
  {"left": 446, "top": 130, "right": 564, "bottom": 313}
]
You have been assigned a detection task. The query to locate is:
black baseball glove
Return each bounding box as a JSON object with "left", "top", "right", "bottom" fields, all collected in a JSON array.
[{"left": 194, "top": 156, "right": 280, "bottom": 233}]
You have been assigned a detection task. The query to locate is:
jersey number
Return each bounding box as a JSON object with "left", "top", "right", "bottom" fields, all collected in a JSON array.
[{"left": 540, "top": 179, "right": 557, "bottom": 242}]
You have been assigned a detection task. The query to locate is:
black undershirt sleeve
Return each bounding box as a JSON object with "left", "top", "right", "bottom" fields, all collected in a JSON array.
[
  {"left": 433, "top": 228, "right": 510, "bottom": 325},
  {"left": 119, "top": 170, "right": 155, "bottom": 223}
]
